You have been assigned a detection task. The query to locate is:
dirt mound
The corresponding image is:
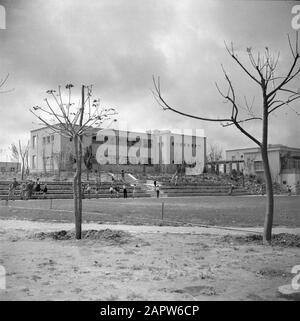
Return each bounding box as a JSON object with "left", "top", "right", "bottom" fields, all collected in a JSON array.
[
  {"left": 172, "top": 285, "right": 217, "bottom": 296},
  {"left": 221, "top": 233, "right": 300, "bottom": 247},
  {"left": 256, "top": 268, "right": 292, "bottom": 279},
  {"left": 31, "top": 229, "right": 132, "bottom": 244}
]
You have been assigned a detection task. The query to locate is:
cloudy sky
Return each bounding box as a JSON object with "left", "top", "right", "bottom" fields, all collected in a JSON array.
[{"left": 0, "top": 0, "right": 299, "bottom": 160}]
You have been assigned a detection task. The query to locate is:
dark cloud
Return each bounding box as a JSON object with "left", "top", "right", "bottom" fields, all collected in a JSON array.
[{"left": 0, "top": 0, "right": 299, "bottom": 159}]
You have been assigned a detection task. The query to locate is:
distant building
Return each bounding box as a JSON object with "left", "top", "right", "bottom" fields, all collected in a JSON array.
[
  {"left": 29, "top": 125, "right": 206, "bottom": 175},
  {"left": 226, "top": 144, "right": 300, "bottom": 188},
  {"left": 0, "top": 162, "right": 21, "bottom": 174}
]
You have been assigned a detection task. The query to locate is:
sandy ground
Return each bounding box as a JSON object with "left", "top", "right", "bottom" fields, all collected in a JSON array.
[{"left": 0, "top": 219, "right": 299, "bottom": 301}]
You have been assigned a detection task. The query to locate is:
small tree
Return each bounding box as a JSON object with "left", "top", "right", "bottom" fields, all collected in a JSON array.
[
  {"left": 153, "top": 34, "right": 300, "bottom": 244},
  {"left": 10, "top": 140, "right": 29, "bottom": 180},
  {"left": 206, "top": 144, "right": 223, "bottom": 174},
  {"left": 207, "top": 144, "right": 223, "bottom": 163},
  {"left": 30, "top": 84, "right": 117, "bottom": 239}
]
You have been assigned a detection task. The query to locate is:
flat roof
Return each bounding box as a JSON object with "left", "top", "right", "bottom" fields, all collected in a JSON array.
[
  {"left": 31, "top": 125, "right": 206, "bottom": 138},
  {"left": 226, "top": 144, "right": 300, "bottom": 153}
]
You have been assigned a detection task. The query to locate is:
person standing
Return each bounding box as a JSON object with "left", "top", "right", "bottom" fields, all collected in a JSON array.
[
  {"left": 8, "top": 178, "right": 19, "bottom": 201},
  {"left": 27, "top": 180, "right": 34, "bottom": 199},
  {"left": 156, "top": 184, "right": 160, "bottom": 198},
  {"left": 86, "top": 183, "right": 91, "bottom": 199},
  {"left": 43, "top": 184, "right": 48, "bottom": 199},
  {"left": 228, "top": 183, "right": 233, "bottom": 196},
  {"left": 174, "top": 175, "right": 178, "bottom": 186},
  {"left": 123, "top": 184, "right": 127, "bottom": 199},
  {"left": 20, "top": 181, "right": 27, "bottom": 200},
  {"left": 109, "top": 186, "right": 114, "bottom": 198},
  {"left": 95, "top": 182, "right": 101, "bottom": 198},
  {"left": 115, "top": 186, "right": 120, "bottom": 198},
  {"left": 132, "top": 184, "right": 137, "bottom": 199}
]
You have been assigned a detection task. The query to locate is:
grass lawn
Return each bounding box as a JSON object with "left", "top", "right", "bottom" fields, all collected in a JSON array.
[{"left": 0, "top": 195, "right": 299, "bottom": 227}]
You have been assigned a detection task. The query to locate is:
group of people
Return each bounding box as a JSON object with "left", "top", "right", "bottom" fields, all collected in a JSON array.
[
  {"left": 8, "top": 177, "right": 48, "bottom": 200},
  {"left": 109, "top": 184, "right": 135, "bottom": 199}
]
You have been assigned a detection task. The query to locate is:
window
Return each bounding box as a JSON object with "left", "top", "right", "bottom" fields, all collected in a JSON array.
[
  {"left": 43, "top": 137, "right": 46, "bottom": 145},
  {"left": 51, "top": 135, "right": 54, "bottom": 141},
  {"left": 231, "top": 155, "right": 236, "bottom": 161},
  {"left": 32, "top": 135, "right": 37, "bottom": 148},
  {"left": 254, "top": 161, "right": 264, "bottom": 171},
  {"left": 47, "top": 136, "right": 50, "bottom": 144},
  {"left": 10, "top": 167, "right": 15, "bottom": 172},
  {"left": 32, "top": 155, "right": 36, "bottom": 169}
]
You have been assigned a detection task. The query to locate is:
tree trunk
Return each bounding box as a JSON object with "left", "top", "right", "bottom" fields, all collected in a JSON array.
[
  {"left": 21, "top": 158, "right": 25, "bottom": 180},
  {"left": 78, "top": 85, "right": 85, "bottom": 232},
  {"left": 73, "top": 135, "right": 81, "bottom": 239},
  {"left": 262, "top": 93, "right": 274, "bottom": 244},
  {"left": 78, "top": 135, "right": 83, "bottom": 231},
  {"left": 261, "top": 145, "right": 274, "bottom": 244}
]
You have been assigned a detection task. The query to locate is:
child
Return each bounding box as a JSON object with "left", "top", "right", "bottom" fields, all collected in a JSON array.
[
  {"left": 35, "top": 178, "right": 41, "bottom": 193},
  {"left": 109, "top": 186, "right": 114, "bottom": 198},
  {"left": 86, "top": 183, "right": 91, "bottom": 199},
  {"left": 115, "top": 186, "right": 120, "bottom": 198},
  {"left": 43, "top": 184, "right": 48, "bottom": 199},
  {"left": 174, "top": 175, "right": 178, "bottom": 186},
  {"left": 8, "top": 178, "right": 19, "bottom": 201}
]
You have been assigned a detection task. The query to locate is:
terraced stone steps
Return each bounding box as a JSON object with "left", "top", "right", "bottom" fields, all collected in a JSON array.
[{"left": 0, "top": 181, "right": 151, "bottom": 200}]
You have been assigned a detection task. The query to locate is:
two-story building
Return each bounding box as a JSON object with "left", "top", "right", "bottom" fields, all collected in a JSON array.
[
  {"left": 29, "top": 125, "right": 206, "bottom": 175},
  {"left": 226, "top": 144, "right": 300, "bottom": 189}
]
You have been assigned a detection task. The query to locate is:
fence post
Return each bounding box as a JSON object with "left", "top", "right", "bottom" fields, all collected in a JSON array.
[
  {"left": 50, "top": 199, "right": 53, "bottom": 209},
  {"left": 161, "top": 201, "right": 164, "bottom": 220}
]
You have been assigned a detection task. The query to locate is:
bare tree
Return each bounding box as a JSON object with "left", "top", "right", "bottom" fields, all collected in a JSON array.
[
  {"left": 30, "top": 84, "right": 117, "bottom": 239},
  {"left": 206, "top": 144, "right": 223, "bottom": 174},
  {"left": 10, "top": 140, "right": 29, "bottom": 180},
  {"left": 153, "top": 34, "right": 300, "bottom": 244},
  {"left": 207, "top": 144, "right": 223, "bottom": 163}
]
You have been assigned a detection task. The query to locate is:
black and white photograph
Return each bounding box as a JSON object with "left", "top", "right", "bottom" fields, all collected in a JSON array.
[{"left": 0, "top": 0, "right": 299, "bottom": 306}]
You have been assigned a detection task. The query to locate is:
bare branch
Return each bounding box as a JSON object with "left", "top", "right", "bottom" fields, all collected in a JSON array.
[
  {"left": 152, "top": 76, "right": 232, "bottom": 123},
  {"left": 268, "top": 95, "right": 300, "bottom": 114},
  {"left": 225, "top": 42, "right": 261, "bottom": 85}
]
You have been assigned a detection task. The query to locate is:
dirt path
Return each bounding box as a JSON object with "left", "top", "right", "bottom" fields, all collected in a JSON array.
[
  {"left": 0, "top": 219, "right": 299, "bottom": 301},
  {"left": 1, "top": 218, "right": 300, "bottom": 235}
]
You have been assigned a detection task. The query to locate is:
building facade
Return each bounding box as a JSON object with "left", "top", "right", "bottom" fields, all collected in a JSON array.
[
  {"left": 29, "top": 126, "right": 206, "bottom": 175},
  {"left": 226, "top": 144, "right": 300, "bottom": 188},
  {"left": 0, "top": 162, "right": 21, "bottom": 174}
]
